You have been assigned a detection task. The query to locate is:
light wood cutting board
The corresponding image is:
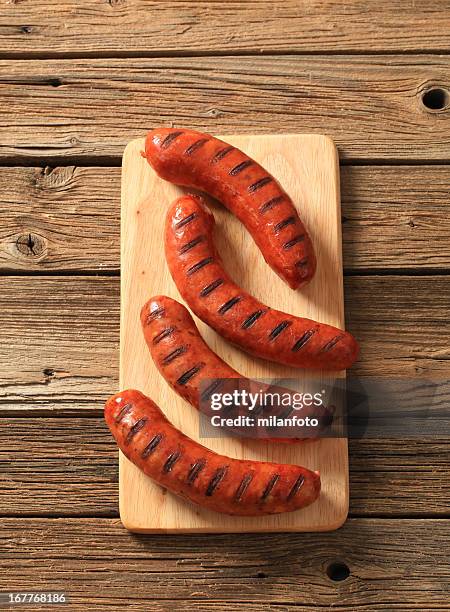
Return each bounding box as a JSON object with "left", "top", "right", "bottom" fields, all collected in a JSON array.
[{"left": 120, "top": 134, "right": 348, "bottom": 532}]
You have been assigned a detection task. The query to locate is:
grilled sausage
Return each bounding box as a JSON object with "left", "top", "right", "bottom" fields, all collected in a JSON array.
[
  {"left": 141, "top": 295, "right": 333, "bottom": 440},
  {"left": 141, "top": 294, "right": 240, "bottom": 408},
  {"left": 143, "top": 127, "right": 316, "bottom": 290},
  {"left": 105, "top": 389, "right": 321, "bottom": 516},
  {"left": 164, "top": 194, "right": 359, "bottom": 370}
]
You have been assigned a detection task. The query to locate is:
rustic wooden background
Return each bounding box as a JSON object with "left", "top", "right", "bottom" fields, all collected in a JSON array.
[{"left": 0, "top": 1, "right": 449, "bottom": 610}]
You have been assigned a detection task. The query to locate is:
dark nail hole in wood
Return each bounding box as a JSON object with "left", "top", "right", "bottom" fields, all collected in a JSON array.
[
  {"left": 20, "top": 25, "right": 32, "bottom": 34},
  {"left": 422, "top": 88, "right": 449, "bottom": 111},
  {"left": 256, "top": 571, "right": 267, "bottom": 579},
  {"left": 43, "top": 368, "right": 54, "bottom": 377},
  {"left": 49, "top": 78, "right": 62, "bottom": 88},
  {"left": 327, "top": 561, "right": 350, "bottom": 582}
]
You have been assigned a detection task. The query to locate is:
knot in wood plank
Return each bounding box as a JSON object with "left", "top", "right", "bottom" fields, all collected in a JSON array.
[
  {"left": 15, "top": 232, "right": 46, "bottom": 259},
  {"left": 36, "top": 166, "right": 76, "bottom": 190}
]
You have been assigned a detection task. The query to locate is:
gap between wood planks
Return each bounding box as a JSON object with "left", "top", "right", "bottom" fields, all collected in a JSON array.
[
  {"left": 2, "top": 48, "right": 450, "bottom": 62},
  {"left": 1, "top": 269, "right": 450, "bottom": 278},
  {"left": 2, "top": 159, "right": 450, "bottom": 168},
  {"left": 0, "top": 512, "right": 448, "bottom": 520}
]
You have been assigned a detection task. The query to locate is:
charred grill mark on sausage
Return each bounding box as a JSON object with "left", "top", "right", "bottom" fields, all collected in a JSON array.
[
  {"left": 185, "top": 138, "right": 209, "bottom": 156},
  {"left": 145, "top": 306, "right": 165, "bottom": 324},
  {"left": 187, "top": 459, "right": 206, "bottom": 484},
  {"left": 296, "top": 257, "right": 309, "bottom": 268},
  {"left": 278, "top": 404, "right": 295, "bottom": 420},
  {"left": 211, "top": 146, "right": 234, "bottom": 164},
  {"left": 152, "top": 327, "right": 175, "bottom": 345},
  {"left": 234, "top": 473, "right": 253, "bottom": 502},
  {"left": 287, "top": 475, "right": 305, "bottom": 500},
  {"left": 274, "top": 216, "right": 296, "bottom": 233},
  {"left": 160, "top": 130, "right": 183, "bottom": 150},
  {"left": 259, "top": 195, "right": 285, "bottom": 214},
  {"left": 175, "top": 212, "right": 197, "bottom": 229},
  {"left": 187, "top": 257, "right": 214, "bottom": 276},
  {"left": 162, "top": 346, "right": 187, "bottom": 365},
  {"left": 261, "top": 474, "right": 280, "bottom": 500},
  {"left": 125, "top": 418, "right": 147, "bottom": 445},
  {"left": 320, "top": 334, "right": 344, "bottom": 352},
  {"left": 178, "top": 236, "right": 204, "bottom": 254},
  {"left": 141, "top": 433, "right": 163, "bottom": 458},
  {"left": 163, "top": 450, "right": 182, "bottom": 473},
  {"left": 115, "top": 403, "right": 132, "bottom": 423},
  {"left": 200, "top": 379, "right": 223, "bottom": 401},
  {"left": 268, "top": 320, "right": 292, "bottom": 341},
  {"left": 218, "top": 296, "right": 242, "bottom": 315},
  {"left": 248, "top": 177, "right": 273, "bottom": 193},
  {"left": 229, "top": 160, "right": 254, "bottom": 176},
  {"left": 205, "top": 466, "right": 228, "bottom": 496},
  {"left": 200, "top": 278, "right": 224, "bottom": 297},
  {"left": 283, "top": 235, "right": 305, "bottom": 250},
  {"left": 251, "top": 402, "right": 265, "bottom": 418},
  {"left": 292, "top": 330, "right": 315, "bottom": 352},
  {"left": 241, "top": 309, "right": 266, "bottom": 329},
  {"left": 176, "top": 363, "right": 205, "bottom": 386}
]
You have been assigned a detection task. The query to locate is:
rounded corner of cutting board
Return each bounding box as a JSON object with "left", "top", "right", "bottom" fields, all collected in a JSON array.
[{"left": 122, "top": 137, "right": 146, "bottom": 164}]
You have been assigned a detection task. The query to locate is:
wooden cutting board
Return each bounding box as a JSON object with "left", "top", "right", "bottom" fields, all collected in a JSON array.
[{"left": 120, "top": 134, "right": 348, "bottom": 533}]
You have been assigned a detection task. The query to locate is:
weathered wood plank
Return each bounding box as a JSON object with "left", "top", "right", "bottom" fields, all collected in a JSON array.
[
  {"left": 0, "top": 166, "right": 118, "bottom": 273},
  {"left": 341, "top": 166, "right": 450, "bottom": 271},
  {"left": 0, "top": 276, "right": 448, "bottom": 415},
  {"left": 1, "top": 518, "right": 449, "bottom": 609},
  {"left": 0, "top": 277, "right": 119, "bottom": 414},
  {"left": 1, "top": 56, "right": 449, "bottom": 162},
  {"left": 1, "top": 417, "right": 448, "bottom": 517},
  {"left": 1, "top": 417, "right": 118, "bottom": 517},
  {"left": 1, "top": 1, "right": 450, "bottom": 56},
  {"left": 1, "top": 165, "right": 449, "bottom": 273}
]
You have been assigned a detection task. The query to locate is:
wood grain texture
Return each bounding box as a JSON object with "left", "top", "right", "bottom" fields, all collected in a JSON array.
[
  {"left": 1, "top": 417, "right": 448, "bottom": 517},
  {"left": 1, "top": 56, "right": 449, "bottom": 162},
  {"left": 0, "top": 276, "right": 119, "bottom": 414},
  {"left": 1, "top": 518, "right": 449, "bottom": 609},
  {"left": 1, "top": 275, "right": 448, "bottom": 416},
  {"left": 1, "top": 165, "right": 449, "bottom": 273},
  {"left": 0, "top": 0, "right": 448, "bottom": 603},
  {"left": 0, "top": 166, "right": 118, "bottom": 273},
  {"left": 0, "top": 417, "right": 118, "bottom": 518},
  {"left": 1, "top": 1, "right": 450, "bottom": 56},
  {"left": 120, "top": 134, "right": 347, "bottom": 532}
]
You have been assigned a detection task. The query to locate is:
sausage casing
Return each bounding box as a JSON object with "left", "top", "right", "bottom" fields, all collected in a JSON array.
[
  {"left": 141, "top": 295, "right": 333, "bottom": 440},
  {"left": 105, "top": 389, "right": 321, "bottom": 516},
  {"left": 164, "top": 194, "right": 359, "bottom": 370},
  {"left": 144, "top": 127, "right": 316, "bottom": 290},
  {"left": 141, "top": 294, "right": 241, "bottom": 408}
]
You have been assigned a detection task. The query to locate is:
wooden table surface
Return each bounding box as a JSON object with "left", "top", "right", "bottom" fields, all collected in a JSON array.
[{"left": 0, "top": 2, "right": 449, "bottom": 610}]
